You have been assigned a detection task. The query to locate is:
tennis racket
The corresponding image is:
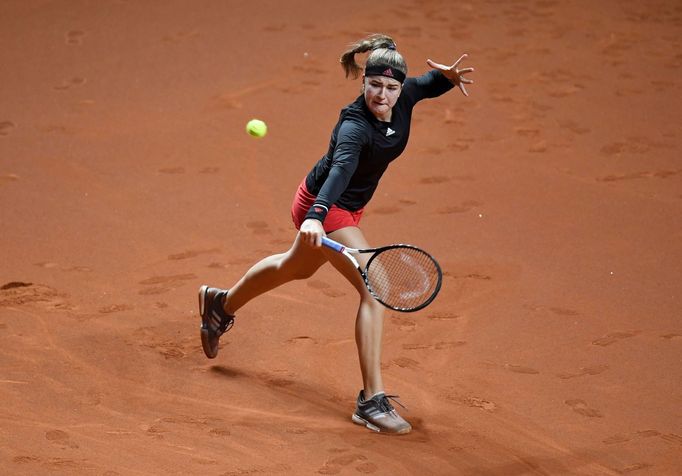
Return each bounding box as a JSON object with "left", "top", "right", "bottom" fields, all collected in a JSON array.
[{"left": 321, "top": 236, "right": 442, "bottom": 312}]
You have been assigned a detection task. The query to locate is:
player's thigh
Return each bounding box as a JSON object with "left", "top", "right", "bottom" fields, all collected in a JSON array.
[
  {"left": 324, "top": 226, "right": 373, "bottom": 298},
  {"left": 282, "top": 231, "right": 328, "bottom": 278}
]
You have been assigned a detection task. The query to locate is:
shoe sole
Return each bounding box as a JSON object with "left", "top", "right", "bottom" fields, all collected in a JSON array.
[
  {"left": 198, "top": 285, "right": 217, "bottom": 359},
  {"left": 351, "top": 413, "right": 411, "bottom": 435}
]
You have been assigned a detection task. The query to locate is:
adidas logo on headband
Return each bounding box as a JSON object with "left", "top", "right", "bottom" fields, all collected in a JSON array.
[{"left": 365, "top": 64, "right": 406, "bottom": 83}]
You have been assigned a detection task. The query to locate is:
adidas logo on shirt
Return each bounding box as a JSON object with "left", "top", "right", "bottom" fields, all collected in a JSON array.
[{"left": 386, "top": 127, "right": 396, "bottom": 137}]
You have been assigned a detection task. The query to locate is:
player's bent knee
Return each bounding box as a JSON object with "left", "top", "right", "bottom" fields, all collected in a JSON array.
[{"left": 359, "top": 294, "right": 384, "bottom": 311}]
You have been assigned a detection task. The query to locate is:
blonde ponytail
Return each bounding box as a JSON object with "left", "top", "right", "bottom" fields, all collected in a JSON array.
[{"left": 339, "top": 34, "right": 403, "bottom": 79}]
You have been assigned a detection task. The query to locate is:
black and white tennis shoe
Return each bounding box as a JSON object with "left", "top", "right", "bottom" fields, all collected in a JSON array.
[
  {"left": 198, "top": 285, "right": 234, "bottom": 359},
  {"left": 352, "top": 391, "right": 411, "bottom": 434}
]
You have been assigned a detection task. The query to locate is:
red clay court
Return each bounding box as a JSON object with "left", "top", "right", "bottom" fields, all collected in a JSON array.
[{"left": 1, "top": 1, "right": 680, "bottom": 474}]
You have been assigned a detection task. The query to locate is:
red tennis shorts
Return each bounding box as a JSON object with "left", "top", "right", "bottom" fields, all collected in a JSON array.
[{"left": 291, "top": 179, "right": 364, "bottom": 233}]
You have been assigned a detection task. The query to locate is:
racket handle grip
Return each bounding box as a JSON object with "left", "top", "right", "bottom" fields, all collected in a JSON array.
[{"left": 321, "top": 236, "right": 345, "bottom": 252}]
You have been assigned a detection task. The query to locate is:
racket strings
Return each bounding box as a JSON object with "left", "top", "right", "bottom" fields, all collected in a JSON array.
[{"left": 365, "top": 247, "right": 440, "bottom": 310}]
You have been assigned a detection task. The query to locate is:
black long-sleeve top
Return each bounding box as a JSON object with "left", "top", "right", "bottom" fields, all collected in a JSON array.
[{"left": 304, "top": 69, "right": 454, "bottom": 223}]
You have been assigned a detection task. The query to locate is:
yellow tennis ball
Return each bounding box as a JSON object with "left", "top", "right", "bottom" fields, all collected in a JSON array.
[{"left": 246, "top": 119, "right": 267, "bottom": 138}]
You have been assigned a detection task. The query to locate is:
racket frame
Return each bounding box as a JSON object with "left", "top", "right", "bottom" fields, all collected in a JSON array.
[{"left": 321, "top": 236, "right": 442, "bottom": 312}]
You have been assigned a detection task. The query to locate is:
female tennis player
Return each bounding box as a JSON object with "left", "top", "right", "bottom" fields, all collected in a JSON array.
[{"left": 198, "top": 34, "right": 473, "bottom": 434}]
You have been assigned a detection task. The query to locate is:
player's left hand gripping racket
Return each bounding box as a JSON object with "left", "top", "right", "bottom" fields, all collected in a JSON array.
[{"left": 321, "top": 236, "right": 443, "bottom": 312}]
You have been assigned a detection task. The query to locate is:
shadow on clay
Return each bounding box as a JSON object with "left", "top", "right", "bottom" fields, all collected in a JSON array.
[{"left": 209, "top": 365, "right": 348, "bottom": 419}]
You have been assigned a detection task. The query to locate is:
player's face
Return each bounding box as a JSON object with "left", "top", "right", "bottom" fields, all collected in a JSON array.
[{"left": 363, "top": 75, "right": 402, "bottom": 121}]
